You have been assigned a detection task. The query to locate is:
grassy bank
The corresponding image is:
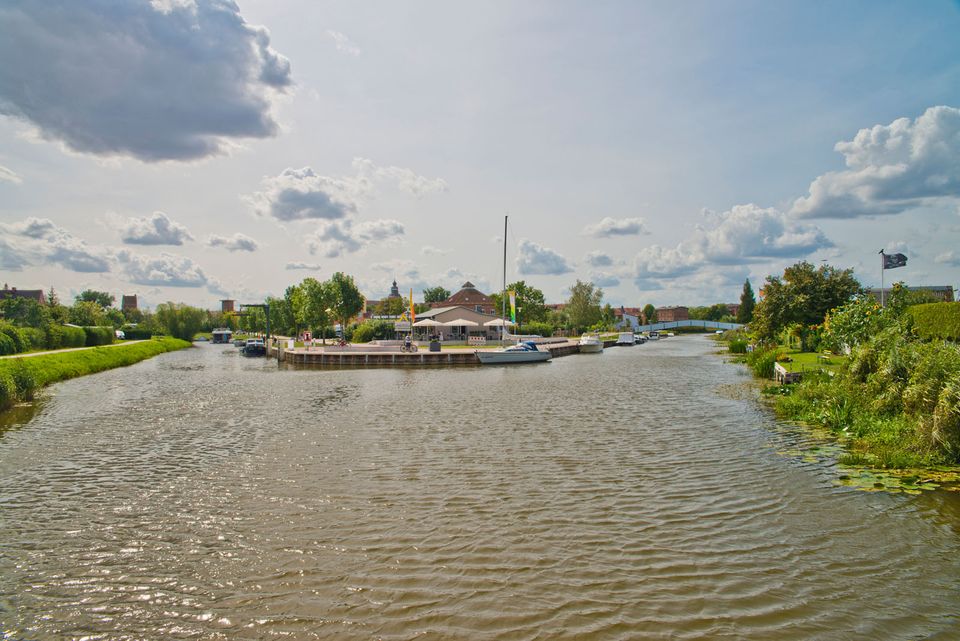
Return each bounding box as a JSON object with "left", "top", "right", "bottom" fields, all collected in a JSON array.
[{"left": 0, "top": 337, "right": 191, "bottom": 411}]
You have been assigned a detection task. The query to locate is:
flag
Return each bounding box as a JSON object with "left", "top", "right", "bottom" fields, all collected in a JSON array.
[
  {"left": 508, "top": 290, "right": 516, "bottom": 323},
  {"left": 883, "top": 252, "right": 907, "bottom": 270},
  {"left": 409, "top": 289, "right": 415, "bottom": 325}
]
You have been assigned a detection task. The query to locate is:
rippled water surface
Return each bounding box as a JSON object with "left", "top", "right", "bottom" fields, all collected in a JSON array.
[{"left": 3, "top": 336, "right": 960, "bottom": 640}]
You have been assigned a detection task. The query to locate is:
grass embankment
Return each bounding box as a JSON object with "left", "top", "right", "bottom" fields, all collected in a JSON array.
[
  {"left": 0, "top": 337, "right": 191, "bottom": 411},
  {"left": 732, "top": 335, "right": 960, "bottom": 469}
]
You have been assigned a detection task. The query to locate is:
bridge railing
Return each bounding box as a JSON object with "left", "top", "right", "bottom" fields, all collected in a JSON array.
[{"left": 634, "top": 320, "right": 744, "bottom": 332}]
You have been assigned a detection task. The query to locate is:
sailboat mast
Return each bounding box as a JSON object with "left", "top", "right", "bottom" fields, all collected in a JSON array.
[{"left": 502, "top": 214, "right": 507, "bottom": 342}]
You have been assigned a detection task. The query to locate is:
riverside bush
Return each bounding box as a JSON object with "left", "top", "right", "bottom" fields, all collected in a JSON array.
[
  {"left": 0, "top": 370, "right": 14, "bottom": 410},
  {"left": 0, "top": 333, "right": 16, "bottom": 356},
  {"left": 20, "top": 327, "right": 46, "bottom": 351},
  {"left": 45, "top": 325, "right": 86, "bottom": 349},
  {"left": 908, "top": 302, "right": 960, "bottom": 341},
  {"left": 0, "top": 323, "right": 25, "bottom": 353},
  {"left": 746, "top": 346, "right": 779, "bottom": 378},
  {"left": 82, "top": 326, "right": 114, "bottom": 346},
  {"left": 121, "top": 326, "right": 153, "bottom": 340},
  {"left": 728, "top": 339, "right": 748, "bottom": 354}
]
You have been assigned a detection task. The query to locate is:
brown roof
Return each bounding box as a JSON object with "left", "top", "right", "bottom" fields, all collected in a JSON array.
[{"left": 0, "top": 288, "right": 46, "bottom": 304}]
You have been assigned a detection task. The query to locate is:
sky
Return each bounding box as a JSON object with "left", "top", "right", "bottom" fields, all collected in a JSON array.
[{"left": 1, "top": 0, "right": 959, "bottom": 310}]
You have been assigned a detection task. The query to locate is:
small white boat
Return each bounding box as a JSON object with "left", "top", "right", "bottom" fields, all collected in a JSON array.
[
  {"left": 241, "top": 338, "right": 266, "bottom": 356},
  {"left": 476, "top": 341, "right": 552, "bottom": 364},
  {"left": 616, "top": 332, "right": 635, "bottom": 346},
  {"left": 578, "top": 333, "right": 604, "bottom": 353},
  {"left": 647, "top": 331, "right": 660, "bottom": 341}
]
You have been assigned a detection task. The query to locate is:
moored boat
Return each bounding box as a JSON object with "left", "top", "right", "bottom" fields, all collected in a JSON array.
[
  {"left": 616, "top": 332, "right": 635, "bottom": 346},
  {"left": 241, "top": 338, "right": 266, "bottom": 356},
  {"left": 476, "top": 341, "right": 552, "bottom": 364},
  {"left": 578, "top": 333, "right": 604, "bottom": 353}
]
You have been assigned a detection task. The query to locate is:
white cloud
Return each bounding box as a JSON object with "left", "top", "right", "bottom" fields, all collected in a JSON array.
[
  {"left": 0, "top": 217, "right": 110, "bottom": 272},
  {"left": 246, "top": 160, "right": 445, "bottom": 223},
  {"left": 247, "top": 167, "right": 362, "bottom": 221},
  {"left": 0, "top": 0, "right": 291, "bottom": 161},
  {"left": 307, "top": 218, "right": 405, "bottom": 258},
  {"left": 630, "top": 204, "right": 831, "bottom": 287},
  {"left": 352, "top": 158, "right": 448, "bottom": 198},
  {"left": 116, "top": 250, "right": 208, "bottom": 287},
  {"left": 935, "top": 251, "right": 960, "bottom": 267},
  {"left": 285, "top": 261, "right": 322, "bottom": 271},
  {"left": 421, "top": 245, "right": 450, "bottom": 256},
  {"left": 326, "top": 30, "right": 360, "bottom": 56},
  {"left": 119, "top": 211, "right": 193, "bottom": 245},
  {"left": 0, "top": 164, "right": 22, "bottom": 184},
  {"left": 207, "top": 232, "right": 258, "bottom": 252},
  {"left": 516, "top": 240, "right": 573, "bottom": 275},
  {"left": 590, "top": 272, "right": 621, "bottom": 287},
  {"left": 585, "top": 250, "right": 614, "bottom": 267},
  {"left": 791, "top": 106, "right": 960, "bottom": 219},
  {"left": 583, "top": 217, "right": 649, "bottom": 237}
]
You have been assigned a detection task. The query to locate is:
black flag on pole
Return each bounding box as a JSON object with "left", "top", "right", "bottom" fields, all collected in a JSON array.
[{"left": 882, "top": 252, "right": 908, "bottom": 270}]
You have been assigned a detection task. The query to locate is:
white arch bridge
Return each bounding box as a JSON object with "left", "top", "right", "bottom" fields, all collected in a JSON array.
[{"left": 634, "top": 319, "right": 744, "bottom": 332}]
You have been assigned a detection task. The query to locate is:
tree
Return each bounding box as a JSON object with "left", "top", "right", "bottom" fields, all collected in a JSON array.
[
  {"left": 75, "top": 290, "right": 115, "bottom": 308},
  {"left": 154, "top": 303, "right": 205, "bottom": 341},
  {"left": 327, "top": 272, "right": 364, "bottom": 339},
  {"left": 751, "top": 261, "right": 861, "bottom": 342},
  {"left": 566, "top": 280, "right": 603, "bottom": 331},
  {"left": 642, "top": 304, "right": 657, "bottom": 324},
  {"left": 422, "top": 286, "right": 451, "bottom": 304},
  {"left": 489, "top": 281, "right": 548, "bottom": 325},
  {"left": 375, "top": 297, "right": 406, "bottom": 316},
  {"left": 737, "top": 279, "right": 755, "bottom": 324},
  {"left": 301, "top": 278, "right": 333, "bottom": 341},
  {"left": 69, "top": 300, "right": 106, "bottom": 326}
]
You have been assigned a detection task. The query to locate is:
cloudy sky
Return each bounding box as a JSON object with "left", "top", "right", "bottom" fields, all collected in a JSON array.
[{"left": 1, "top": 1, "right": 959, "bottom": 309}]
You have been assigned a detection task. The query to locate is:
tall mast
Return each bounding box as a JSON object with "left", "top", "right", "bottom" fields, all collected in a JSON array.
[{"left": 502, "top": 214, "right": 508, "bottom": 342}]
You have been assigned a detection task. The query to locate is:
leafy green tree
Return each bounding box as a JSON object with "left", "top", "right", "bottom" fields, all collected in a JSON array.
[
  {"left": 0, "top": 297, "right": 48, "bottom": 328},
  {"left": 75, "top": 290, "right": 115, "bottom": 308},
  {"left": 375, "top": 297, "right": 406, "bottom": 316},
  {"left": 328, "top": 272, "right": 365, "bottom": 334},
  {"left": 737, "top": 279, "right": 756, "bottom": 324},
  {"left": 422, "top": 286, "right": 451, "bottom": 303},
  {"left": 69, "top": 300, "right": 106, "bottom": 326},
  {"left": 566, "top": 280, "right": 603, "bottom": 332},
  {"left": 154, "top": 303, "right": 205, "bottom": 341},
  {"left": 283, "top": 284, "right": 308, "bottom": 338},
  {"left": 642, "top": 304, "right": 657, "bottom": 324},
  {"left": 751, "top": 261, "right": 861, "bottom": 342},
  {"left": 490, "top": 281, "right": 548, "bottom": 325},
  {"left": 301, "top": 278, "right": 333, "bottom": 342}
]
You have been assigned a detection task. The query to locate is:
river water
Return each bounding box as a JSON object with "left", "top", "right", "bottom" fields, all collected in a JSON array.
[{"left": 2, "top": 336, "right": 959, "bottom": 640}]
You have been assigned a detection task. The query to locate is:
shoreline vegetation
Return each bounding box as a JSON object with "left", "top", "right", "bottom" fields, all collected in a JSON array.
[
  {"left": 0, "top": 337, "right": 191, "bottom": 412},
  {"left": 722, "top": 299, "right": 960, "bottom": 474}
]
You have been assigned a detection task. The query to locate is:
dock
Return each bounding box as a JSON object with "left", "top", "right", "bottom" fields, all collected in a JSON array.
[{"left": 268, "top": 339, "right": 586, "bottom": 367}]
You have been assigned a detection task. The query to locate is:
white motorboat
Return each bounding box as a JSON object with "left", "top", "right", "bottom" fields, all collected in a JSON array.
[
  {"left": 647, "top": 331, "right": 660, "bottom": 341},
  {"left": 476, "top": 341, "right": 552, "bottom": 364},
  {"left": 616, "top": 332, "right": 635, "bottom": 346},
  {"left": 578, "top": 333, "right": 604, "bottom": 353}
]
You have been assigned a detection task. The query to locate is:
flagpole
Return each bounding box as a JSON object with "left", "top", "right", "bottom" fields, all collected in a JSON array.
[{"left": 879, "top": 249, "right": 885, "bottom": 308}]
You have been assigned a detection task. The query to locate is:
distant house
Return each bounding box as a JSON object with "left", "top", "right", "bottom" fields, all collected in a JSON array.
[
  {"left": 656, "top": 306, "right": 689, "bottom": 322},
  {"left": 413, "top": 305, "right": 503, "bottom": 341},
  {"left": 0, "top": 286, "right": 46, "bottom": 305},
  {"left": 434, "top": 281, "right": 496, "bottom": 314},
  {"left": 614, "top": 306, "right": 642, "bottom": 330},
  {"left": 867, "top": 286, "right": 954, "bottom": 303},
  {"left": 221, "top": 299, "right": 236, "bottom": 313},
  {"left": 121, "top": 294, "right": 138, "bottom": 311}
]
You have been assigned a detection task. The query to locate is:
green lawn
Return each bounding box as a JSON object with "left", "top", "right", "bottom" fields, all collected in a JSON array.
[{"left": 778, "top": 348, "right": 847, "bottom": 374}]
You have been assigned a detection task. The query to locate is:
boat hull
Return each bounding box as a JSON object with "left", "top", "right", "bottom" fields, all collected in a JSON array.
[
  {"left": 578, "top": 342, "right": 603, "bottom": 353},
  {"left": 475, "top": 350, "right": 552, "bottom": 364}
]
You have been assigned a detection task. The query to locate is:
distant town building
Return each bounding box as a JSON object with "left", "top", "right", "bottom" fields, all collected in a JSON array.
[
  {"left": 867, "top": 286, "right": 954, "bottom": 303},
  {"left": 656, "top": 306, "right": 690, "bottom": 322},
  {"left": 221, "top": 299, "right": 236, "bottom": 313},
  {"left": 726, "top": 303, "right": 740, "bottom": 318},
  {"left": 121, "top": 294, "right": 138, "bottom": 311},
  {"left": 435, "top": 282, "right": 495, "bottom": 314},
  {"left": 0, "top": 285, "right": 46, "bottom": 305},
  {"left": 614, "top": 306, "right": 643, "bottom": 330},
  {"left": 387, "top": 280, "right": 402, "bottom": 299}
]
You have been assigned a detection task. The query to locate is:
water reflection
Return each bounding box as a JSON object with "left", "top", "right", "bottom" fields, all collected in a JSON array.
[{"left": 2, "top": 338, "right": 960, "bottom": 640}]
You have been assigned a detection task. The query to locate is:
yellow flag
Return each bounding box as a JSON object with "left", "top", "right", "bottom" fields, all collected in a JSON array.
[{"left": 410, "top": 288, "right": 415, "bottom": 325}]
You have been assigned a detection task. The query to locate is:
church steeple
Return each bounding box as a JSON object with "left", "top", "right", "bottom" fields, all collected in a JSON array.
[{"left": 388, "top": 279, "right": 401, "bottom": 298}]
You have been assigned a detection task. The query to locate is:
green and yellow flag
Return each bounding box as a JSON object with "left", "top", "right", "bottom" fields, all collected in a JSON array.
[{"left": 508, "top": 290, "right": 516, "bottom": 323}]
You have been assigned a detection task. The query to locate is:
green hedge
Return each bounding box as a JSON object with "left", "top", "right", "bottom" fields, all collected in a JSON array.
[
  {"left": 0, "top": 333, "right": 15, "bottom": 356},
  {"left": 20, "top": 327, "right": 46, "bottom": 351},
  {"left": 45, "top": 325, "right": 86, "bottom": 350},
  {"left": 82, "top": 326, "right": 115, "bottom": 346},
  {"left": 121, "top": 326, "right": 153, "bottom": 340},
  {"left": 0, "top": 323, "right": 25, "bottom": 353},
  {"left": 909, "top": 302, "right": 960, "bottom": 341}
]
